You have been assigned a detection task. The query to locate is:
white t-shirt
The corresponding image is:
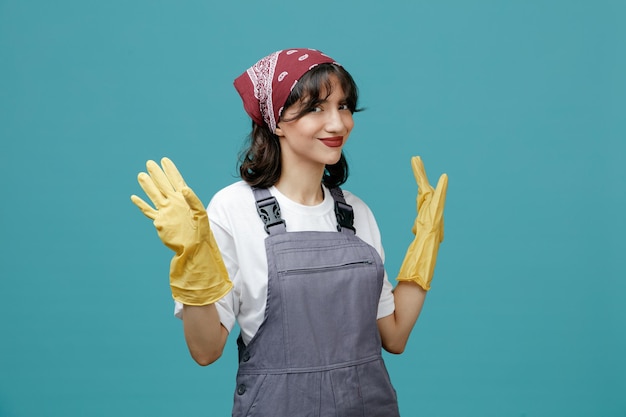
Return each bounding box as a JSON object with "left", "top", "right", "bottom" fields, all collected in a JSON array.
[{"left": 175, "top": 181, "right": 395, "bottom": 345}]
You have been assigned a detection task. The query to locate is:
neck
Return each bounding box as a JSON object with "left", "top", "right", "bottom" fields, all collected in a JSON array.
[{"left": 275, "top": 162, "right": 325, "bottom": 206}]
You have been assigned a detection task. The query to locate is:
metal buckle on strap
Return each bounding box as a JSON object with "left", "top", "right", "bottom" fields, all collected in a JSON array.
[
  {"left": 334, "top": 201, "right": 355, "bottom": 233},
  {"left": 256, "top": 196, "right": 285, "bottom": 234}
]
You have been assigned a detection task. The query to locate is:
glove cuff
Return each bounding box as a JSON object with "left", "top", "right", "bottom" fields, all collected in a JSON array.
[{"left": 171, "top": 279, "right": 233, "bottom": 306}]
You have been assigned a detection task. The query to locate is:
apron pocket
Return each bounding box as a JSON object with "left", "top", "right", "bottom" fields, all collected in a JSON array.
[{"left": 235, "top": 373, "right": 321, "bottom": 417}]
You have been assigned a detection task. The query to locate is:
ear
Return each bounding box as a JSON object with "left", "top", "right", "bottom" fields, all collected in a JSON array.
[{"left": 274, "top": 124, "right": 284, "bottom": 137}]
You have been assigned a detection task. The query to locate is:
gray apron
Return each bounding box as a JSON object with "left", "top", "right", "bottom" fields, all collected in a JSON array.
[{"left": 232, "top": 187, "right": 400, "bottom": 417}]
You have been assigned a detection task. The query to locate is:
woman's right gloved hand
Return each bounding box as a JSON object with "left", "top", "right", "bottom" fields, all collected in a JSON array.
[{"left": 130, "top": 157, "right": 232, "bottom": 306}]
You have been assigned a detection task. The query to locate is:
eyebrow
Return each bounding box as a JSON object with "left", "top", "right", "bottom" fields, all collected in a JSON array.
[{"left": 314, "top": 95, "right": 348, "bottom": 104}]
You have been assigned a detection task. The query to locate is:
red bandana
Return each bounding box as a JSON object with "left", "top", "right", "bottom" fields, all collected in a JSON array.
[{"left": 233, "top": 48, "right": 339, "bottom": 133}]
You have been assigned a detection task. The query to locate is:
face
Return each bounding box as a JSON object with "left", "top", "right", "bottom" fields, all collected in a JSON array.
[{"left": 275, "top": 75, "right": 354, "bottom": 170}]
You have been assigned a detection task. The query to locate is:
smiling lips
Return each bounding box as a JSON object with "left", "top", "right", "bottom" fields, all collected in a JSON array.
[{"left": 318, "top": 136, "right": 344, "bottom": 148}]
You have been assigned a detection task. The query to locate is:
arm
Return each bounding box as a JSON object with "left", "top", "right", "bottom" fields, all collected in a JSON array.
[
  {"left": 378, "top": 156, "right": 447, "bottom": 354},
  {"left": 131, "top": 158, "right": 233, "bottom": 364},
  {"left": 182, "top": 304, "right": 229, "bottom": 366},
  {"left": 378, "top": 282, "right": 426, "bottom": 354}
]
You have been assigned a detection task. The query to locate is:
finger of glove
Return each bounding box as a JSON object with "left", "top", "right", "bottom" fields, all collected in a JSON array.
[
  {"left": 161, "top": 157, "right": 188, "bottom": 192},
  {"left": 412, "top": 156, "right": 434, "bottom": 211},
  {"left": 411, "top": 156, "right": 433, "bottom": 191},
  {"left": 432, "top": 173, "right": 449, "bottom": 223},
  {"left": 137, "top": 171, "right": 167, "bottom": 208},
  {"left": 181, "top": 186, "right": 207, "bottom": 216},
  {"left": 146, "top": 159, "right": 176, "bottom": 197},
  {"left": 130, "top": 194, "right": 158, "bottom": 220}
]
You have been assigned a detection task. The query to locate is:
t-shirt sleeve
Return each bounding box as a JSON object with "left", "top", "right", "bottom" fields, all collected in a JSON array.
[
  {"left": 206, "top": 196, "right": 241, "bottom": 333},
  {"left": 374, "top": 237, "right": 396, "bottom": 320},
  {"left": 377, "top": 272, "right": 396, "bottom": 319}
]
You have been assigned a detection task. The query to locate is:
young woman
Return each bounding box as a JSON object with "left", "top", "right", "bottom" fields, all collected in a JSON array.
[{"left": 131, "top": 48, "right": 447, "bottom": 416}]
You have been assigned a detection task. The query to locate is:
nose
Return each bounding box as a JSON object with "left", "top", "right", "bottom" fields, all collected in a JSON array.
[{"left": 324, "top": 108, "right": 351, "bottom": 133}]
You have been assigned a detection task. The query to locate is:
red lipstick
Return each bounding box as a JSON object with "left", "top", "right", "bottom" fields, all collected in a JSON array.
[{"left": 319, "top": 136, "right": 344, "bottom": 148}]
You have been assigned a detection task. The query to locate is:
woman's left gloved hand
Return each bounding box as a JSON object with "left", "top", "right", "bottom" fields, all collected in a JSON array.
[{"left": 396, "top": 156, "right": 448, "bottom": 291}]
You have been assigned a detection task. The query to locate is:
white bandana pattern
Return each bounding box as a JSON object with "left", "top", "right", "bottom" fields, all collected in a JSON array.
[{"left": 246, "top": 50, "right": 281, "bottom": 133}]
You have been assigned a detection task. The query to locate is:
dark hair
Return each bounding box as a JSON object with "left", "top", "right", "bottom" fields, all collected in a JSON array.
[{"left": 238, "top": 63, "right": 360, "bottom": 189}]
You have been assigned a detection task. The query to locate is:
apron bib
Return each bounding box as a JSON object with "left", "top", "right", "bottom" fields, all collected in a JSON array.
[{"left": 232, "top": 187, "right": 400, "bottom": 417}]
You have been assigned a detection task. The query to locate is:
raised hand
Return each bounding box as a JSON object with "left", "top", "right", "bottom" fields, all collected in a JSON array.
[
  {"left": 131, "top": 158, "right": 232, "bottom": 305},
  {"left": 397, "top": 156, "right": 448, "bottom": 291}
]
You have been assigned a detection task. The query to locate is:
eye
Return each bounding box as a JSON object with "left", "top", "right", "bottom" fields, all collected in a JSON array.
[
  {"left": 309, "top": 106, "right": 323, "bottom": 113},
  {"left": 339, "top": 104, "right": 350, "bottom": 111}
]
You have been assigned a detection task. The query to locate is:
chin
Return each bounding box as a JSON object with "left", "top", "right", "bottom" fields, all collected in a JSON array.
[{"left": 323, "top": 150, "right": 343, "bottom": 166}]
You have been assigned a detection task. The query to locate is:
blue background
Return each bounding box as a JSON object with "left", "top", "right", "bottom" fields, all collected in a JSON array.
[{"left": 1, "top": 1, "right": 624, "bottom": 416}]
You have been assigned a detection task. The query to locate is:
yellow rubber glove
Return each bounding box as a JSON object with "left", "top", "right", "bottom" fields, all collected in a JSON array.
[
  {"left": 130, "top": 157, "right": 232, "bottom": 305},
  {"left": 396, "top": 156, "right": 448, "bottom": 291}
]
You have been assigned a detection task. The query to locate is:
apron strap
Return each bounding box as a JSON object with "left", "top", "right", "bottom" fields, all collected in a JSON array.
[
  {"left": 330, "top": 187, "right": 356, "bottom": 235},
  {"left": 252, "top": 187, "right": 287, "bottom": 235},
  {"left": 252, "top": 186, "right": 356, "bottom": 235}
]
